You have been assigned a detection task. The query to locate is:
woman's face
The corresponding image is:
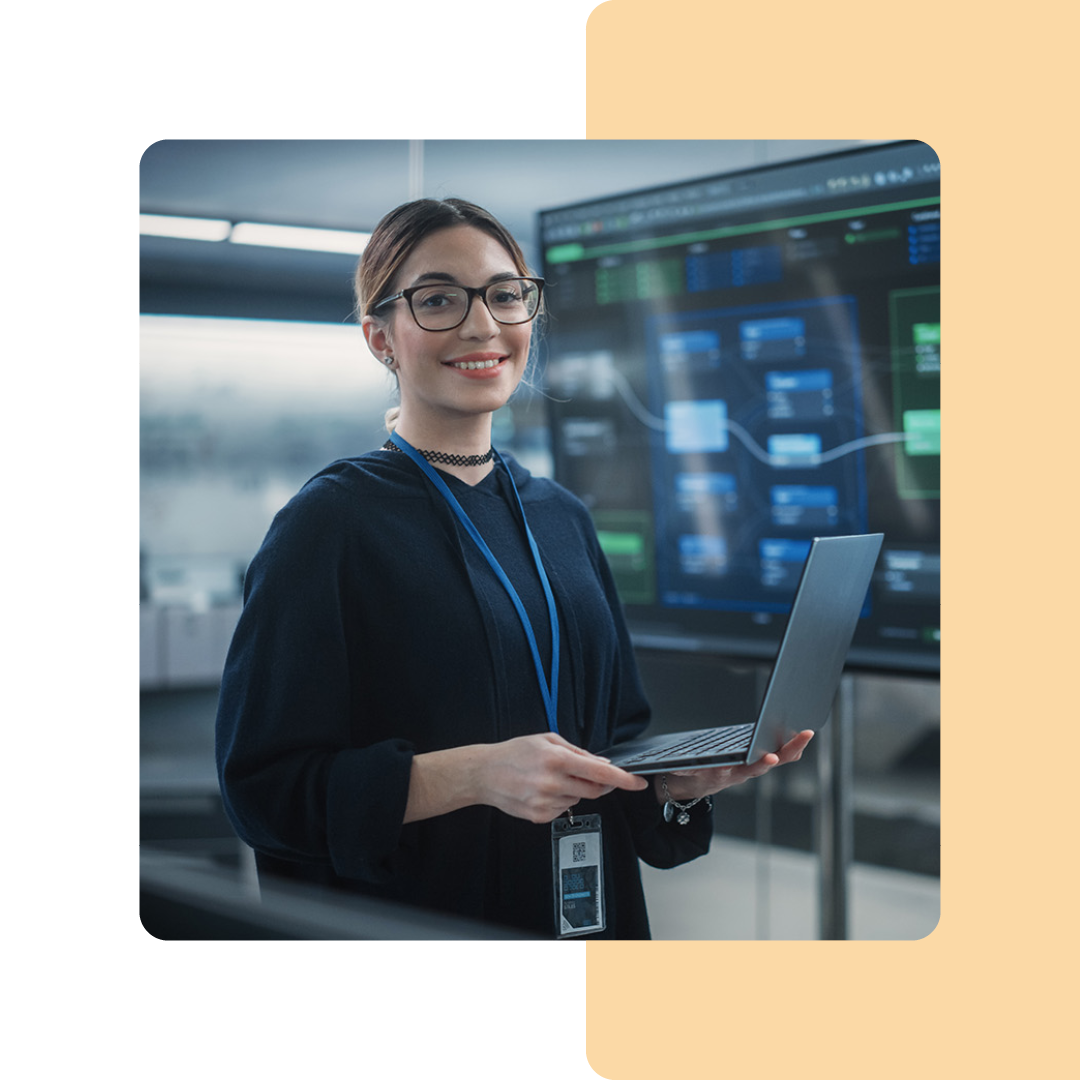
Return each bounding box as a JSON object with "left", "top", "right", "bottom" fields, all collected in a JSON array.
[{"left": 363, "top": 225, "right": 533, "bottom": 431}]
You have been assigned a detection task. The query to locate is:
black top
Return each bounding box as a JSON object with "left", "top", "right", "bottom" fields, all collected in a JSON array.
[{"left": 215, "top": 450, "right": 712, "bottom": 938}]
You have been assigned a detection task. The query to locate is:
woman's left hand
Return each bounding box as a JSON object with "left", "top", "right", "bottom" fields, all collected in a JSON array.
[{"left": 656, "top": 730, "right": 815, "bottom": 804}]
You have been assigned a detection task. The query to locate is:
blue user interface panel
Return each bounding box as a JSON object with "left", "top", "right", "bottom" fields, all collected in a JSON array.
[{"left": 540, "top": 141, "right": 940, "bottom": 673}]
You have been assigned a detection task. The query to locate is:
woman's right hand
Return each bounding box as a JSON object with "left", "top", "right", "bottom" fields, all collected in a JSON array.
[{"left": 474, "top": 732, "right": 649, "bottom": 824}]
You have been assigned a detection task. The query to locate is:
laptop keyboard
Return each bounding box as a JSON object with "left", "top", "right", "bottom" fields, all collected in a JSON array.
[{"left": 619, "top": 723, "right": 755, "bottom": 766}]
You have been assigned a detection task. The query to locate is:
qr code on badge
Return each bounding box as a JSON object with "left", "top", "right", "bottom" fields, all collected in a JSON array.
[{"left": 572, "top": 841, "right": 587, "bottom": 863}]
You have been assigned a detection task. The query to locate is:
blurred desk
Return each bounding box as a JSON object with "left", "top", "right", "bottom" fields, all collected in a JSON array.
[{"left": 141, "top": 851, "right": 535, "bottom": 940}]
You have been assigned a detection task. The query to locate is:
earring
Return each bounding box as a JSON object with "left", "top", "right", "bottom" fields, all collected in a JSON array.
[{"left": 383, "top": 356, "right": 396, "bottom": 369}]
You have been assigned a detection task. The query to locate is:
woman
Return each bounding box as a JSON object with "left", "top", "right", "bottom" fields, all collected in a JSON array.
[{"left": 215, "top": 197, "right": 811, "bottom": 938}]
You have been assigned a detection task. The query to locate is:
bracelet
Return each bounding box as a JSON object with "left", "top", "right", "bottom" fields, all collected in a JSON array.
[{"left": 660, "top": 774, "right": 713, "bottom": 825}]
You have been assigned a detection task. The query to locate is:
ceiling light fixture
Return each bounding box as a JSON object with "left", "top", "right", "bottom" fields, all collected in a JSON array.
[
  {"left": 139, "top": 214, "right": 232, "bottom": 242},
  {"left": 228, "top": 222, "right": 371, "bottom": 255}
]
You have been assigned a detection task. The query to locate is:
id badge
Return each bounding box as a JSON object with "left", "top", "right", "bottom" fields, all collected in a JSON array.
[{"left": 552, "top": 813, "right": 605, "bottom": 938}]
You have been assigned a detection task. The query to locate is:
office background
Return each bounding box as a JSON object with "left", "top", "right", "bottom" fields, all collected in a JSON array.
[{"left": 139, "top": 139, "right": 940, "bottom": 939}]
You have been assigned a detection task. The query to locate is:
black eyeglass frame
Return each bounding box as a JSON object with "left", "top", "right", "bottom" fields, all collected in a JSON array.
[{"left": 371, "top": 276, "right": 546, "bottom": 332}]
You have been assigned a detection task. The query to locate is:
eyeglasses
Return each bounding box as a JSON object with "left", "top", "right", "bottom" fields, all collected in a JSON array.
[{"left": 373, "top": 277, "right": 545, "bottom": 332}]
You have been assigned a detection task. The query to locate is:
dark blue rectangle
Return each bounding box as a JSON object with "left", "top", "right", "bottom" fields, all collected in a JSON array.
[
  {"left": 741, "top": 316, "right": 806, "bottom": 343},
  {"left": 760, "top": 538, "right": 813, "bottom": 563},
  {"left": 771, "top": 485, "right": 839, "bottom": 507},
  {"left": 660, "top": 330, "right": 721, "bottom": 354},
  {"left": 732, "top": 245, "right": 782, "bottom": 286},
  {"left": 676, "top": 471, "right": 737, "bottom": 495},
  {"left": 766, "top": 369, "right": 832, "bottom": 392}
]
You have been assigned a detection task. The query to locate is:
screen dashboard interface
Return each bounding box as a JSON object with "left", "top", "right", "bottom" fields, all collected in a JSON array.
[{"left": 539, "top": 141, "right": 940, "bottom": 673}]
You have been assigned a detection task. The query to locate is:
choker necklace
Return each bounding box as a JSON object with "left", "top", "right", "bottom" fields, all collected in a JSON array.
[{"left": 383, "top": 440, "right": 495, "bottom": 468}]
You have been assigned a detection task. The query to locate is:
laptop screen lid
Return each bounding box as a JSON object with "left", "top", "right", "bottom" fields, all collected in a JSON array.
[
  {"left": 604, "top": 533, "right": 883, "bottom": 774},
  {"left": 742, "top": 532, "right": 883, "bottom": 764}
]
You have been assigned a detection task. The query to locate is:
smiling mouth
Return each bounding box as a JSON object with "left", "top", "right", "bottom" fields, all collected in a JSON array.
[{"left": 445, "top": 357, "right": 504, "bottom": 371}]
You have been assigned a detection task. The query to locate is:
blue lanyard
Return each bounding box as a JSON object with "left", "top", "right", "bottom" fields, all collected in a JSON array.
[{"left": 389, "top": 430, "right": 561, "bottom": 735}]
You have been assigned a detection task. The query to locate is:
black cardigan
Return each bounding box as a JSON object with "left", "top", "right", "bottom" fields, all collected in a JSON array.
[{"left": 215, "top": 450, "right": 712, "bottom": 938}]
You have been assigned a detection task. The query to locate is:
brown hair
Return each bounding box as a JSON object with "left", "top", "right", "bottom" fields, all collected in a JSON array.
[
  {"left": 354, "top": 197, "right": 532, "bottom": 322},
  {"left": 354, "top": 198, "right": 539, "bottom": 431}
]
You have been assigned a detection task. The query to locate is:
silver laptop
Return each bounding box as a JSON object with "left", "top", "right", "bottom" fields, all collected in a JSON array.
[{"left": 603, "top": 533, "right": 884, "bottom": 774}]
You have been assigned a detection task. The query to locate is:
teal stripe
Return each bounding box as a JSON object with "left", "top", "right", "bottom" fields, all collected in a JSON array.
[{"left": 0, "top": 211, "right": 138, "bottom": 235}]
